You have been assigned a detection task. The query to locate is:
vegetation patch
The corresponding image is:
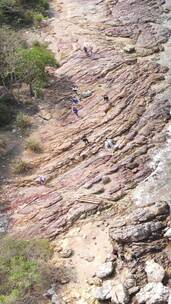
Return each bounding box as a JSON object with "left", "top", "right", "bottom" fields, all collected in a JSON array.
[
  {"left": 13, "top": 159, "right": 32, "bottom": 174},
  {"left": 0, "top": 0, "right": 49, "bottom": 27},
  {"left": 0, "top": 237, "right": 53, "bottom": 304},
  {"left": 26, "top": 138, "right": 42, "bottom": 153},
  {"left": 0, "top": 26, "right": 58, "bottom": 98},
  {"left": 16, "top": 113, "right": 31, "bottom": 130}
]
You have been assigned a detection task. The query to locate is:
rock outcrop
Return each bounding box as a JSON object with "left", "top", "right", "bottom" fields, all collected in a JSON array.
[
  {"left": 136, "top": 282, "right": 170, "bottom": 304},
  {"left": 145, "top": 260, "right": 165, "bottom": 283}
]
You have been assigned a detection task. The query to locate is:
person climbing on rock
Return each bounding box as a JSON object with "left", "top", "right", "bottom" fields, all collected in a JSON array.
[
  {"left": 71, "top": 96, "right": 80, "bottom": 104},
  {"left": 72, "top": 106, "right": 79, "bottom": 117},
  {"left": 82, "top": 135, "right": 89, "bottom": 145},
  {"left": 105, "top": 138, "right": 115, "bottom": 151},
  {"left": 72, "top": 86, "right": 78, "bottom": 93},
  {"left": 83, "top": 46, "right": 89, "bottom": 56},
  {"left": 38, "top": 175, "right": 46, "bottom": 185},
  {"left": 103, "top": 95, "right": 109, "bottom": 102}
]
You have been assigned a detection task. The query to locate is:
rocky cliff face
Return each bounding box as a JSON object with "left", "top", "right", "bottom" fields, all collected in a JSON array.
[{"left": 1, "top": 0, "right": 171, "bottom": 303}]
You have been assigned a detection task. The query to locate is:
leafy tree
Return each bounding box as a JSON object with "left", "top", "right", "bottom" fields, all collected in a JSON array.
[
  {"left": 0, "top": 27, "right": 58, "bottom": 97},
  {"left": 17, "top": 45, "right": 58, "bottom": 96},
  {"left": 0, "top": 26, "right": 24, "bottom": 94}
]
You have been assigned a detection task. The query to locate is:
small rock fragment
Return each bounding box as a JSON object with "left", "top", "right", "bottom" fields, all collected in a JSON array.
[
  {"left": 128, "top": 286, "right": 140, "bottom": 295},
  {"left": 59, "top": 248, "right": 73, "bottom": 258},
  {"left": 81, "top": 90, "right": 93, "bottom": 98},
  {"left": 111, "top": 283, "right": 129, "bottom": 304},
  {"left": 102, "top": 176, "right": 111, "bottom": 185},
  {"left": 85, "top": 256, "right": 95, "bottom": 262},
  {"left": 87, "top": 278, "right": 102, "bottom": 286},
  {"left": 164, "top": 227, "right": 171, "bottom": 239},
  {"left": 145, "top": 260, "right": 165, "bottom": 283},
  {"left": 124, "top": 45, "right": 135, "bottom": 53},
  {"left": 92, "top": 281, "right": 113, "bottom": 301},
  {"left": 96, "top": 261, "right": 114, "bottom": 279}
]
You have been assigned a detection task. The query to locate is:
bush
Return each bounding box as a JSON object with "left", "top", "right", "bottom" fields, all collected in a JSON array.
[
  {"left": 26, "top": 138, "right": 42, "bottom": 153},
  {"left": 33, "top": 13, "right": 43, "bottom": 26},
  {"left": 13, "top": 159, "right": 32, "bottom": 174},
  {"left": 0, "top": 0, "right": 49, "bottom": 27},
  {"left": 17, "top": 45, "right": 58, "bottom": 96},
  {"left": 0, "top": 237, "right": 53, "bottom": 304},
  {"left": 16, "top": 113, "right": 31, "bottom": 130}
]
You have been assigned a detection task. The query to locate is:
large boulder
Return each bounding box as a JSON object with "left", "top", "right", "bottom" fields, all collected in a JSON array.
[
  {"left": 145, "top": 260, "right": 165, "bottom": 283},
  {"left": 111, "top": 283, "right": 129, "bottom": 304},
  {"left": 136, "top": 282, "right": 170, "bottom": 304},
  {"left": 96, "top": 262, "right": 114, "bottom": 279},
  {"left": 128, "top": 202, "right": 169, "bottom": 224},
  {"left": 110, "top": 221, "right": 164, "bottom": 243}
]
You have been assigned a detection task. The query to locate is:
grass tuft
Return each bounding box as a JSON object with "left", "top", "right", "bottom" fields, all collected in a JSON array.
[
  {"left": 16, "top": 113, "right": 31, "bottom": 130},
  {"left": 13, "top": 159, "right": 32, "bottom": 175},
  {"left": 26, "top": 138, "right": 42, "bottom": 153}
]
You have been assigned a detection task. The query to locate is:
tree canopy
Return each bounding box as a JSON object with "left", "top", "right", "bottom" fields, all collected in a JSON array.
[
  {"left": 0, "top": 0, "right": 49, "bottom": 26},
  {"left": 0, "top": 27, "right": 58, "bottom": 97}
]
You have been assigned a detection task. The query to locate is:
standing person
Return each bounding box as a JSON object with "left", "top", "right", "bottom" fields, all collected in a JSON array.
[
  {"left": 82, "top": 135, "right": 89, "bottom": 145},
  {"left": 72, "top": 86, "right": 78, "bottom": 93},
  {"left": 83, "top": 46, "right": 89, "bottom": 56},
  {"left": 72, "top": 106, "right": 79, "bottom": 117},
  {"left": 38, "top": 175, "right": 46, "bottom": 185},
  {"left": 105, "top": 138, "right": 115, "bottom": 151},
  {"left": 71, "top": 96, "right": 79, "bottom": 104},
  {"left": 103, "top": 95, "right": 109, "bottom": 102}
]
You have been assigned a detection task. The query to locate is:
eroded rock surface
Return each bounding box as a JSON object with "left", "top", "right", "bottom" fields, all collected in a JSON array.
[
  {"left": 1, "top": 0, "right": 171, "bottom": 302},
  {"left": 2, "top": 0, "right": 170, "bottom": 241}
]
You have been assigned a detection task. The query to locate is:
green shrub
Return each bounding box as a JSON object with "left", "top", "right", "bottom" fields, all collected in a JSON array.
[
  {"left": 0, "top": 0, "right": 49, "bottom": 26},
  {"left": 0, "top": 238, "right": 53, "bottom": 304},
  {"left": 17, "top": 45, "right": 58, "bottom": 96},
  {"left": 13, "top": 159, "right": 32, "bottom": 174},
  {"left": 23, "top": 9, "right": 34, "bottom": 24},
  {"left": 26, "top": 138, "right": 42, "bottom": 153},
  {"left": 16, "top": 113, "right": 31, "bottom": 130},
  {"left": 33, "top": 13, "right": 43, "bottom": 26}
]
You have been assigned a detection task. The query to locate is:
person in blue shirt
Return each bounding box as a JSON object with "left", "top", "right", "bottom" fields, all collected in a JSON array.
[
  {"left": 71, "top": 97, "right": 79, "bottom": 104},
  {"left": 72, "top": 106, "right": 79, "bottom": 117}
]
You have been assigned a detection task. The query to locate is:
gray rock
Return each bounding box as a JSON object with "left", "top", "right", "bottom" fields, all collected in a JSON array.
[
  {"left": 102, "top": 176, "right": 111, "bottom": 185},
  {"left": 124, "top": 276, "right": 136, "bottom": 289},
  {"left": 52, "top": 293, "right": 60, "bottom": 304},
  {"left": 169, "top": 292, "right": 171, "bottom": 304},
  {"left": 92, "top": 281, "right": 113, "bottom": 301},
  {"left": 145, "top": 260, "right": 165, "bottom": 283},
  {"left": 110, "top": 221, "right": 164, "bottom": 243},
  {"left": 128, "top": 286, "right": 140, "bottom": 295},
  {"left": 164, "top": 227, "right": 171, "bottom": 239},
  {"left": 128, "top": 202, "right": 169, "bottom": 224},
  {"left": 0, "top": 215, "right": 9, "bottom": 234},
  {"left": 81, "top": 90, "right": 93, "bottom": 98},
  {"left": 136, "top": 282, "right": 170, "bottom": 304},
  {"left": 124, "top": 45, "right": 135, "bottom": 53},
  {"left": 96, "top": 262, "right": 114, "bottom": 279},
  {"left": 111, "top": 283, "right": 129, "bottom": 304},
  {"left": 41, "top": 19, "right": 49, "bottom": 27},
  {"left": 43, "top": 286, "right": 60, "bottom": 303},
  {"left": 59, "top": 248, "right": 73, "bottom": 258}
]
